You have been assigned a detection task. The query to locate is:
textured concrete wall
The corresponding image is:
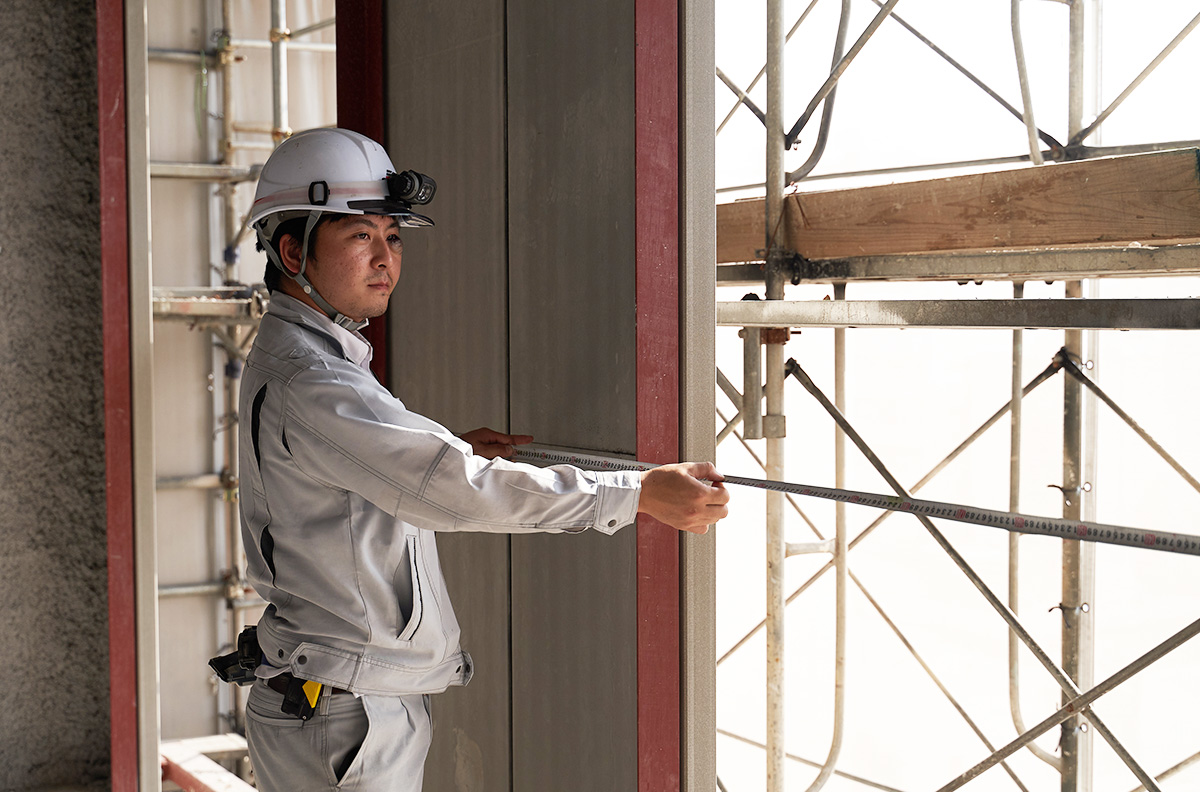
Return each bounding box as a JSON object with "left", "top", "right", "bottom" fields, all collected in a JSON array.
[{"left": 0, "top": 2, "right": 110, "bottom": 790}]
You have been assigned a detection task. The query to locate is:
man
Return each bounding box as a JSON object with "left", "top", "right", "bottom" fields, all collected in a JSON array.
[{"left": 237, "top": 127, "right": 728, "bottom": 791}]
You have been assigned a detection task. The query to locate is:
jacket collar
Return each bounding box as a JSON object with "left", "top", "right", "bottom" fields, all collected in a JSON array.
[{"left": 267, "top": 292, "right": 374, "bottom": 370}]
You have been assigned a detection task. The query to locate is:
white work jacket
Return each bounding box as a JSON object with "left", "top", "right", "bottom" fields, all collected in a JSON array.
[{"left": 239, "top": 294, "right": 642, "bottom": 695}]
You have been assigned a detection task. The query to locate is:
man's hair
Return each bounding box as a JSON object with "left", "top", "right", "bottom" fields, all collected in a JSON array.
[{"left": 259, "top": 214, "right": 336, "bottom": 292}]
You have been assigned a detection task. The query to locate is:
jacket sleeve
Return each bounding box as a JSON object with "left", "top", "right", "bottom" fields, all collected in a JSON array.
[{"left": 279, "top": 357, "right": 641, "bottom": 534}]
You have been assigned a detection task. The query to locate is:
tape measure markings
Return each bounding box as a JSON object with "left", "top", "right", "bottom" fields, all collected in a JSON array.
[{"left": 511, "top": 447, "right": 1200, "bottom": 557}]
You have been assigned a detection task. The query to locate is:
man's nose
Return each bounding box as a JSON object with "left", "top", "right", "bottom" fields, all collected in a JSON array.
[{"left": 371, "top": 238, "right": 397, "bottom": 266}]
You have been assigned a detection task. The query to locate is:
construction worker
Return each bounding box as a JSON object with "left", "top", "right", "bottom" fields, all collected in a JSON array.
[{"left": 236, "top": 127, "right": 728, "bottom": 791}]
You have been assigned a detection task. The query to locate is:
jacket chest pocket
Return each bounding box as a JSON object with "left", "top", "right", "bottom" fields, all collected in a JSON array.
[{"left": 396, "top": 534, "right": 425, "bottom": 641}]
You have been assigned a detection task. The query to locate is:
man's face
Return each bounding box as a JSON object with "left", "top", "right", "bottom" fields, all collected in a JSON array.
[{"left": 281, "top": 214, "right": 403, "bottom": 322}]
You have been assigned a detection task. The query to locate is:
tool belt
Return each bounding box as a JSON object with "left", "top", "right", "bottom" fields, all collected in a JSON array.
[
  {"left": 266, "top": 673, "right": 350, "bottom": 698},
  {"left": 210, "top": 626, "right": 349, "bottom": 721},
  {"left": 266, "top": 672, "right": 351, "bottom": 720}
]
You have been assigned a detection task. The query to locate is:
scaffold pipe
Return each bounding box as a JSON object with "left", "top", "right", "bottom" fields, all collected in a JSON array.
[
  {"left": 781, "top": 359, "right": 1158, "bottom": 790},
  {"left": 937, "top": 616, "right": 1200, "bottom": 791},
  {"left": 1007, "top": 285, "right": 1062, "bottom": 770}
]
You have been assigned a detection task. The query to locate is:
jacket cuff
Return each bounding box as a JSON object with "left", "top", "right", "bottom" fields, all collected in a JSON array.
[{"left": 592, "top": 470, "right": 642, "bottom": 535}]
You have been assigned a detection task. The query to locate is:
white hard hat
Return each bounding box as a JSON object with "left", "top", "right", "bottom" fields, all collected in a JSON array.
[
  {"left": 249, "top": 127, "right": 435, "bottom": 238},
  {"left": 249, "top": 128, "right": 436, "bottom": 330}
]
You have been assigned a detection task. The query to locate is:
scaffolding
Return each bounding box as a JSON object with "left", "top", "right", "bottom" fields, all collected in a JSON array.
[
  {"left": 146, "top": 1, "right": 335, "bottom": 784},
  {"left": 715, "top": 2, "right": 1200, "bottom": 790}
]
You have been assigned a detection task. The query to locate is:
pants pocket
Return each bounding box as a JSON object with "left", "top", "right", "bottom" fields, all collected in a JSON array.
[{"left": 328, "top": 696, "right": 370, "bottom": 788}]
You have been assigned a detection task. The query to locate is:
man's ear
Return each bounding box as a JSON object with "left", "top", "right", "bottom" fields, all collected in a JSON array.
[{"left": 277, "top": 233, "right": 304, "bottom": 276}]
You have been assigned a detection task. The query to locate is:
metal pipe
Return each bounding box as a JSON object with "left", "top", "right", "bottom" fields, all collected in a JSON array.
[
  {"left": 785, "top": 360, "right": 1160, "bottom": 790},
  {"left": 718, "top": 360, "right": 1062, "bottom": 666},
  {"left": 788, "top": 0, "right": 851, "bottom": 183},
  {"left": 742, "top": 327, "right": 762, "bottom": 439},
  {"left": 937, "top": 617, "right": 1200, "bottom": 792},
  {"left": 785, "top": 0, "right": 901, "bottom": 148},
  {"left": 716, "top": 67, "right": 766, "bottom": 125},
  {"left": 1011, "top": 0, "right": 1043, "bottom": 165},
  {"left": 718, "top": 729, "right": 909, "bottom": 792},
  {"left": 156, "top": 473, "right": 224, "bottom": 490},
  {"left": 764, "top": 0, "right": 786, "bottom": 786},
  {"left": 231, "top": 122, "right": 284, "bottom": 136},
  {"left": 227, "top": 140, "right": 279, "bottom": 151},
  {"left": 289, "top": 17, "right": 336, "bottom": 40},
  {"left": 716, "top": 411, "right": 743, "bottom": 446},
  {"left": 866, "top": 0, "right": 1062, "bottom": 151},
  {"left": 717, "top": 138, "right": 1200, "bottom": 194},
  {"left": 220, "top": 0, "right": 250, "bottom": 737},
  {"left": 149, "top": 47, "right": 221, "bottom": 64},
  {"left": 1126, "top": 750, "right": 1200, "bottom": 792},
  {"left": 270, "top": 0, "right": 290, "bottom": 144},
  {"left": 149, "top": 162, "right": 261, "bottom": 182},
  {"left": 158, "top": 581, "right": 262, "bottom": 609},
  {"left": 717, "top": 297, "right": 1200, "bottom": 331},
  {"left": 717, "top": 405, "right": 824, "bottom": 543},
  {"left": 1006, "top": 284, "right": 1061, "bottom": 769},
  {"left": 716, "top": 0, "right": 822, "bottom": 136},
  {"left": 1069, "top": 9, "right": 1200, "bottom": 147},
  {"left": 787, "top": 539, "right": 836, "bottom": 556},
  {"left": 1060, "top": 356, "right": 1200, "bottom": 495},
  {"left": 803, "top": 284, "right": 848, "bottom": 792},
  {"left": 159, "top": 582, "right": 224, "bottom": 599},
  {"left": 230, "top": 38, "right": 336, "bottom": 53},
  {"left": 852, "top": 570, "right": 1030, "bottom": 792},
  {"left": 1061, "top": 282, "right": 1094, "bottom": 792},
  {"left": 717, "top": 367, "right": 744, "bottom": 410}
]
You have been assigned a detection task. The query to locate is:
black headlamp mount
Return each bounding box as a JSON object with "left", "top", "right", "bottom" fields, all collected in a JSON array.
[{"left": 386, "top": 169, "right": 437, "bottom": 206}]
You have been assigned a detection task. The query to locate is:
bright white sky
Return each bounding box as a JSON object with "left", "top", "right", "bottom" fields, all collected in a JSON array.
[
  {"left": 712, "top": 3, "right": 1200, "bottom": 791},
  {"left": 715, "top": 0, "right": 1200, "bottom": 194}
]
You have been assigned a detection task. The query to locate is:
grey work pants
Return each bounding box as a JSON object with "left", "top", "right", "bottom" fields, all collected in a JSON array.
[{"left": 245, "top": 679, "right": 432, "bottom": 791}]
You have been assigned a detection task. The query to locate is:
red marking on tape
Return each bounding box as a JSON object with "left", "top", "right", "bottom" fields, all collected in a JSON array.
[
  {"left": 850, "top": 495, "right": 860, "bottom": 503},
  {"left": 1144, "top": 533, "right": 1157, "bottom": 547},
  {"left": 901, "top": 502, "right": 912, "bottom": 511},
  {"left": 1077, "top": 524, "right": 1088, "bottom": 537},
  {"left": 1015, "top": 517, "right": 1025, "bottom": 529},
  {"left": 955, "top": 509, "right": 966, "bottom": 519}
]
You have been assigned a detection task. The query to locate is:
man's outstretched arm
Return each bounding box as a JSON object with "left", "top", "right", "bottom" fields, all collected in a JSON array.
[
  {"left": 460, "top": 427, "right": 728, "bottom": 534},
  {"left": 638, "top": 463, "right": 728, "bottom": 534}
]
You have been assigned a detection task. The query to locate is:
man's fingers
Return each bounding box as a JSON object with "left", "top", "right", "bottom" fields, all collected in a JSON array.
[
  {"left": 684, "top": 461, "right": 725, "bottom": 483},
  {"left": 637, "top": 462, "right": 731, "bottom": 533}
]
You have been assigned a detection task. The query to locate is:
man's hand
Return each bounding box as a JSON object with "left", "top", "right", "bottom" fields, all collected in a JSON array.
[
  {"left": 637, "top": 462, "right": 729, "bottom": 534},
  {"left": 459, "top": 427, "right": 534, "bottom": 459}
]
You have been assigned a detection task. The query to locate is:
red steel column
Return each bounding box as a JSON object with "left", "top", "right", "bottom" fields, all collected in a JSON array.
[
  {"left": 636, "top": 0, "right": 682, "bottom": 788},
  {"left": 98, "top": 0, "right": 138, "bottom": 787},
  {"left": 336, "top": 0, "right": 388, "bottom": 383}
]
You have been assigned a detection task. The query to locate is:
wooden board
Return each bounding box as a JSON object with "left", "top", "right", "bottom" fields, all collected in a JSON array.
[{"left": 717, "top": 149, "right": 1200, "bottom": 262}]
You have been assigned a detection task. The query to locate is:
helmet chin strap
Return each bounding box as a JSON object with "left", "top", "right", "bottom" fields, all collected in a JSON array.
[{"left": 257, "top": 211, "right": 368, "bottom": 332}]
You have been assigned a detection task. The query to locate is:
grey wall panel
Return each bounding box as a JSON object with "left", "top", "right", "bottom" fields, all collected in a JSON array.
[
  {"left": 0, "top": 2, "right": 109, "bottom": 789},
  {"left": 425, "top": 532, "right": 512, "bottom": 790},
  {"left": 385, "top": 4, "right": 513, "bottom": 791},
  {"left": 507, "top": 0, "right": 638, "bottom": 789},
  {"left": 511, "top": 529, "right": 638, "bottom": 792},
  {"left": 386, "top": 1, "right": 640, "bottom": 788},
  {"left": 386, "top": 0, "right": 509, "bottom": 434},
  {"left": 506, "top": 0, "right": 637, "bottom": 455}
]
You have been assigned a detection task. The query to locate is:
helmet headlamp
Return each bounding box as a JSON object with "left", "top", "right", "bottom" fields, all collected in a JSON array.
[{"left": 387, "top": 169, "right": 437, "bottom": 206}]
